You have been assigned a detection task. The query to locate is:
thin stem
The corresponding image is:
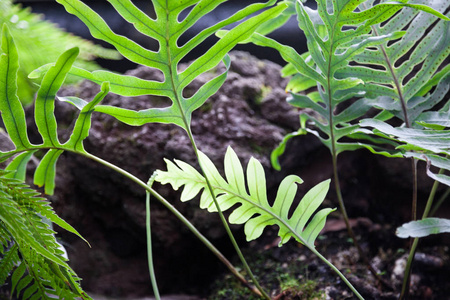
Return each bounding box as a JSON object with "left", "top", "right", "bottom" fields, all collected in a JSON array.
[
  {"left": 331, "top": 154, "right": 393, "bottom": 290},
  {"left": 80, "top": 152, "right": 256, "bottom": 294},
  {"left": 308, "top": 245, "right": 364, "bottom": 300},
  {"left": 185, "top": 129, "right": 270, "bottom": 299},
  {"left": 400, "top": 169, "right": 443, "bottom": 300},
  {"left": 422, "top": 169, "right": 444, "bottom": 219},
  {"left": 430, "top": 187, "right": 450, "bottom": 217},
  {"left": 411, "top": 159, "right": 418, "bottom": 221},
  {"left": 146, "top": 177, "right": 161, "bottom": 300}
]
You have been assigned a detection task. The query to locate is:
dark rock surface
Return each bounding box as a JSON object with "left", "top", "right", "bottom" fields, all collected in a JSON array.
[
  {"left": 4, "top": 51, "right": 445, "bottom": 298},
  {"left": 46, "top": 51, "right": 310, "bottom": 297}
]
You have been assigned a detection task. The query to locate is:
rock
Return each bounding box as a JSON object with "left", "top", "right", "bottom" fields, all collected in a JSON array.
[{"left": 43, "top": 51, "right": 305, "bottom": 297}]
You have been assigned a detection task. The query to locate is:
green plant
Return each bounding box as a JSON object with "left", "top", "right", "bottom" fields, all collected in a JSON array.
[
  {"left": 0, "top": 167, "right": 90, "bottom": 299},
  {"left": 0, "top": 0, "right": 120, "bottom": 104},
  {"left": 244, "top": 0, "right": 448, "bottom": 297},
  {"left": 1, "top": 0, "right": 358, "bottom": 299},
  {"left": 2, "top": 0, "right": 448, "bottom": 299}
]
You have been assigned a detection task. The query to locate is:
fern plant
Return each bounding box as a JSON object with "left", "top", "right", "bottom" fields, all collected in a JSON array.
[
  {"left": 0, "top": 168, "right": 90, "bottom": 299},
  {"left": 243, "top": 0, "right": 448, "bottom": 297},
  {"left": 0, "top": 22, "right": 258, "bottom": 298},
  {"left": 0, "top": 0, "right": 120, "bottom": 105},
  {"left": 19, "top": 0, "right": 365, "bottom": 298},
  {"left": 156, "top": 146, "right": 334, "bottom": 247}
]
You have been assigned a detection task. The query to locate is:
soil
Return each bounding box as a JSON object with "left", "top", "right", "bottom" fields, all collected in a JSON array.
[
  {"left": 1, "top": 51, "right": 449, "bottom": 300},
  {"left": 207, "top": 219, "right": 450, "bottom": 300}
]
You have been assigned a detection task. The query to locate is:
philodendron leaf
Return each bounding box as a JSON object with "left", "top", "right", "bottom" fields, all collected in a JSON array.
[
  {"left": 156, "top": 146, "right": 334, "bottom": 247},
  {"left": 54, "top": 0, "right": 287, "bottom": 131},
  {"left": 396, "top": 218, "right": 450, "bottom": 238}
]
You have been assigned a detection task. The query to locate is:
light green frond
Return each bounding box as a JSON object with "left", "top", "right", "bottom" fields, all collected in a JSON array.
[
  {"left": 0, "top": 0, "right": 119, "bottom": 104},
  {"left": 54, "top": 0, "right": 287, "bottom": 131},
  {"left": 156, "top": 147, "right": 334, "bottom": 247}
]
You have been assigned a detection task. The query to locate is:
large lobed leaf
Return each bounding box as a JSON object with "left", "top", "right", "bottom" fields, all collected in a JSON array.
[
  {"left": 0, "top": 25, "right": 109, "bottom": 194},
  {"left": 156, "top": 146, "right": 334, "bottom": 247},
  {"left": 49, "top": 0, "right": 287, "bottom": 131},
  {"left": 251, "top": 0, "right": 449, "bottom": 169}
]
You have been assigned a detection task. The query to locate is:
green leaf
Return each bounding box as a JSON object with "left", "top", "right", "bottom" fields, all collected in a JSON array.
[
  {"left": 31, "top": 65, "right": 171, "bottom": 97},
  {"left": 55, "top": 0, "right": 287, "bottom": 131},
  {"left": 35, "top": 47, "right": 79, "bottom": 146},
  {"left": 396, "top": 218, "right": 450, "bottom": 238},
  {"left": 0, "top": 170, "right": 89, "bottom": 299},
  {"left": 156, "top": 147, "right": 334, "bottom": 247},
  {"left": 0, "top": 24, "right": 31, "bottom": 150},
  {"left": 5, "top": 151, "right": 37, "bottom": 181},
  {"left": 56, "top": 0, "right": 163, "bottom": 70},
  {"left": 260, "top": 0, "right": 450, "bottom": 168},
  {"left": 34, "top": 149, "right": 64, "bottom": 195},
  {"left": 0, "top": 0, "right": 119, "bottom": 104},
  {"left": 271, "top": 129, "right": 307, "bottom": 171},
  {"left": 360, "top": 119, "right": 450, "bottom": 155},
  {"left": 64, "top": 81, "right": 110, "bottom": 152},
  {"left": 350, "top": 0, "right": 450, "bottom": 122}
]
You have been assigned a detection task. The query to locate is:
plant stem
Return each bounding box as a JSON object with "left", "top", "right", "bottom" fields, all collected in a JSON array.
[
  {"left": 308, "top": 245, "right": 365, "bottom": 300},
  {"left": 185, "top": 128, "right": 270, "bottom": 299},
  {"left": 80, "top": 152, "right": 258, "bottom": 295},
  {"left": 146, "top": 177, "right": 161, "bottom": 300},
  {"left": 400, "top": 168, "right": 443, "bottom": 300},
  {"left": 331, "top": 153, "right": 393, "bottom": 290},
  {"left": 429, "top": 187, "right": 450, "bottom": 217}
]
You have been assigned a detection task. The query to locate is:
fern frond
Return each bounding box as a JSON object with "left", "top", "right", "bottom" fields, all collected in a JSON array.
[
  {"left": 0, "top": 170, "right": 91, "bottom": 299},
  {"left": 0, "top": 0, "right": 120, "bottom": 104},
  {"left": 51, "top": 0, "right": 287, "bottom": 130},
  {"left": 249, "top": 0, "right": 436, "bottom": 168},
  {"left": 0, "top": 243, "right": 19, "bottom": 285},
  {"left": 156, "top": 147, "right": 334, "bottom": 247},
  {"left": 1, "top": 24, "right": 110, "bottom": 194},
  {"left": 346, "top": 0, "right": 450, "bottom": 125}
]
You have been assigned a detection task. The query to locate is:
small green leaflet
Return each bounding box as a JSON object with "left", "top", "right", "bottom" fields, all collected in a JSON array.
[
  {"left": 156, "top": 146, "right": 334, "bottom": 247},
  {"left": 396, "top": 218, "right": 450, "bottom": 238}
]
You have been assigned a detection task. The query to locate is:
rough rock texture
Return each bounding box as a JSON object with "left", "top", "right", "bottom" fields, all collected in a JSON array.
[
  {"left": 43, "top": 51, "right": 310, "bottom": 297},
  {"left": 8, "top": 51, "right": 444, "bottom": 298}
]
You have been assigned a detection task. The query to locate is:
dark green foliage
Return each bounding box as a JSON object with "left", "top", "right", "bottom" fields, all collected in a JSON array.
[
  {"left": 1, "top": 24, "right": 110, "bottom": 195},
  {"left": 0, "top": 169, "right": 90, "bottom": 299}
]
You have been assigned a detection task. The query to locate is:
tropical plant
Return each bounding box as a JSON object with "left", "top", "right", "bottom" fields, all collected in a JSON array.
[
  {"left": 156, "top": 146, "right": 334, "bottom": 249},
  {"left": 1, "top": 0, "right": 360, "bottom": 299},
  {"left": 0, "top": 0, "right": 120, "bottom": 104},
  {"left": 0, "top": 167, "right": 90, "bottom": 299},
  {"left": 243, "top": 0, "right": 449, "bottom": 297}
]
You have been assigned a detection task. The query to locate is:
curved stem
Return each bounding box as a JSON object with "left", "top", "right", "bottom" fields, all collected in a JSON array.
[
  {"left": 400, "top": 169, "right": 443, "bottom": 300},
  {"left": 331, "top": 154, "right": 393, "bottom": 290},
  {"left": 184, "top": 129, "right": 270, "bottom": 299},
  {"left": 79, "top": 152, "right": 255, "bottom": 294},
  {"left": 308, "top": 245, "right": 364, "bottom": 300},
  {"left": 146, "top": 177, "right": 161, "bottom": 300},
  {"left": 429, "top": 187, "right": 449, "bottom": 217}
]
